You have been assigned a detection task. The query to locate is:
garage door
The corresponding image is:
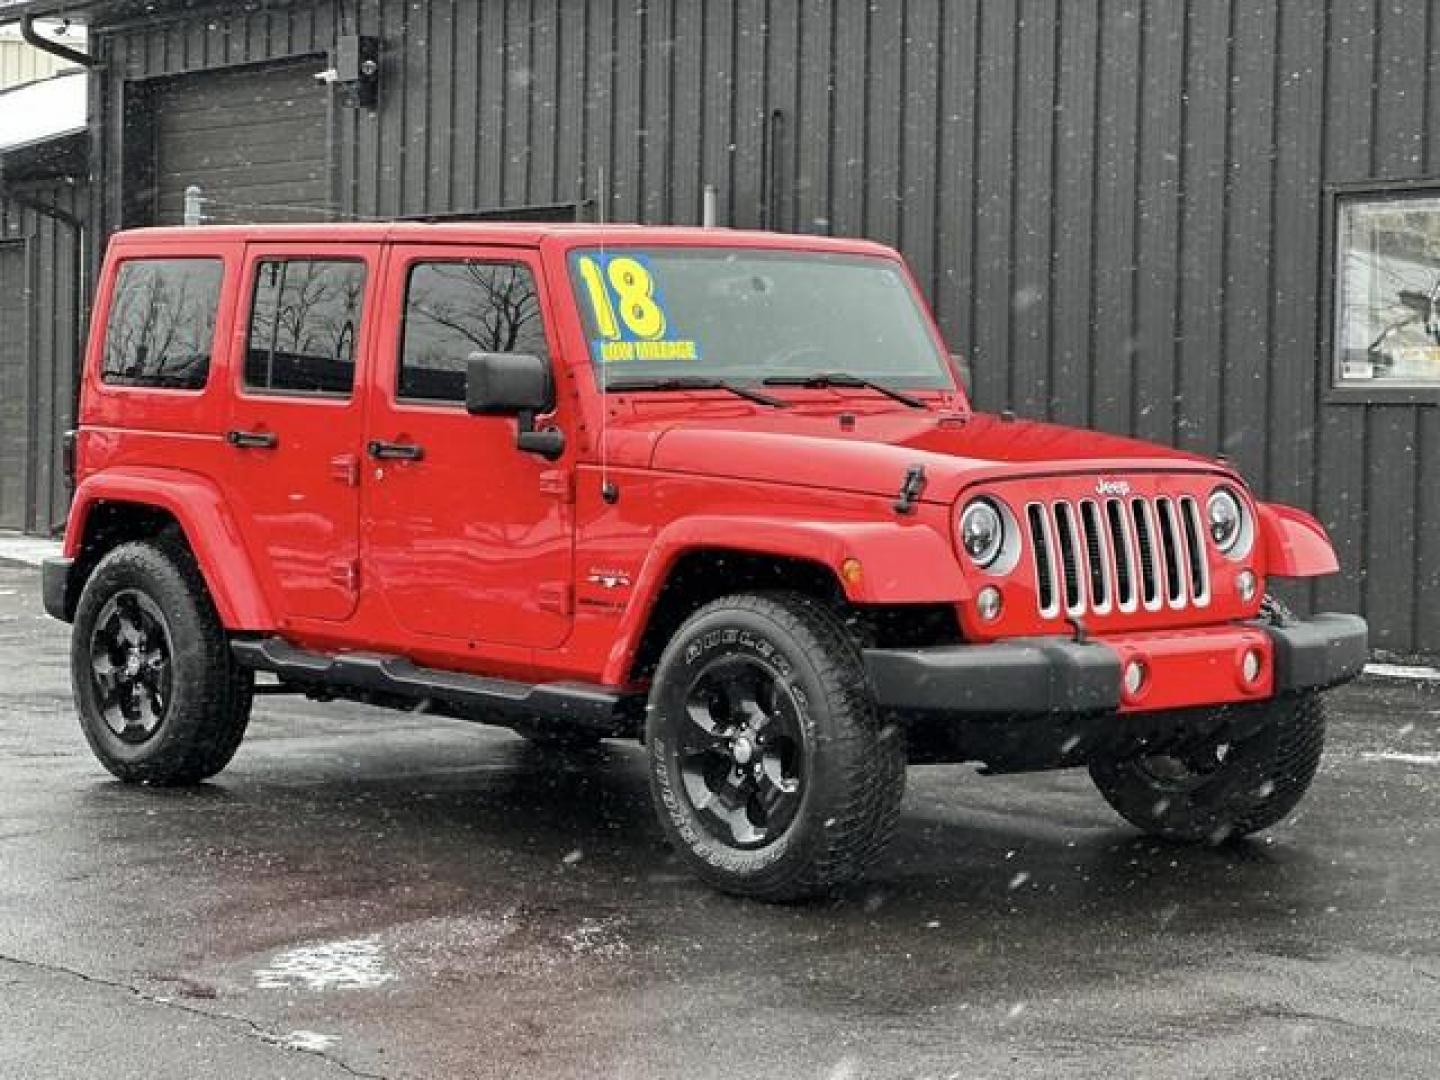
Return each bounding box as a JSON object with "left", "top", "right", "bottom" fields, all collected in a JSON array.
[
  {"left": 0, "top": 242, "right": 29, "bottom": 531},
  {"left": 150, "top": 60, "right": 330, "bottom": 225}
]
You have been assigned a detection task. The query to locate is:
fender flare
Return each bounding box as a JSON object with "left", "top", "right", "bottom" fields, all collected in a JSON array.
[
  {"left": 66, "top": 467, "right": 276, "bottom": 629},
  {"left": 1255, "top": 502, "right": 1339, "bottom": 578},
  {"left": 602, "top": 514, "right": 970, "bottom": 684}
]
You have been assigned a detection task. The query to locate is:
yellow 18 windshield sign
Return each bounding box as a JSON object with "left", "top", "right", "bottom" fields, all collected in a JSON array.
[{"left": 575, "top": 253, "right": 702, "bottom": 363}]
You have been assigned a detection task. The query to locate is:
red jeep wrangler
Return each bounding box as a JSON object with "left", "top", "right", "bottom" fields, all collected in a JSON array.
[{"left": 44, "top": 223, "right": 1367, "bottom": 900}]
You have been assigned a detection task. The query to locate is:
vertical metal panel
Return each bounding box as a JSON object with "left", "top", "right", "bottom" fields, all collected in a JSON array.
[
  {"left": 1312, "top": 0, "right": 1374, "bottom": 625},
  {"left": 0, "top": 239, "right": 29, "bottom": 531},
  {"left": 1011, "top": 0, "right": 1058, "bottom": 418},
  {"left": 0, "top": 180, "right": 86, "bottom": 535},
  {"left": 1048, "top": 0, "right": 1098, "bottom": 429},
  {"left": 1089, "top": 0, "right": 1142, "bottom": 436},
  {"left": 1131, "top": 0, "right": 1183, "bottom": 446},
  {"left": 971, "top": 0, "right": 1018, "bottom": 410}
]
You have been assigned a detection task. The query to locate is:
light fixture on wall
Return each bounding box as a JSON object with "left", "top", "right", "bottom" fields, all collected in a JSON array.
[{"left": 315, "top": 35, "right": 380, "bottom": 109}]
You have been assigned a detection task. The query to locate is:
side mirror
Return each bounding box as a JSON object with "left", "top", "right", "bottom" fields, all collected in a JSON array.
[
  {"left": 465, "top": 352, "right": 565, "bottom": 461},
  {"left": 951, "top": 354, "right": 973, "bottom": 397},
  {"left": 466, "top": 352, "right": 552, "bottom": 415}
]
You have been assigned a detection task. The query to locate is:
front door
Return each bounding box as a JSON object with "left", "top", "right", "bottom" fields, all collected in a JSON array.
[
  {"left": 363, "top": 245, "right": 573, "bottom": 649},
  {"left": 223, "top": 243, "right": 377, "bottom": 622}
]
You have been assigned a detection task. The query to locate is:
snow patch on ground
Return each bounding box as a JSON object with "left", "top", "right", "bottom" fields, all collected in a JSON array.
[
  {"left": 254, "top": 935, "right": 397, "bottom": 991},
  {"left": 1360, "top": 751, "right": 1440, "bottom": 766},
  {"left": 0, "top": 535, "right": 62, "bottom": 569},
  {"left": 562, "top": 916, "right": 630, "bottom": 959},
  {"left": 1365, "top": 662, "right": 1440, "bottom": 682},
  {"left": 271, "top": 1030, "right": 339, "bottom": 1053}
]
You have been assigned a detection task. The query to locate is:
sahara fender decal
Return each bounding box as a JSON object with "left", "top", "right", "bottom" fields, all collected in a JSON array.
[
  {"left": 600, "top": 514, "right": 970, "bottom": 685},
  {"left": 1255, "top": 502, "right": 1340, "bottom": 578},
  {"left": 67, "top": 467, "right": 277, "bottom": 630}
]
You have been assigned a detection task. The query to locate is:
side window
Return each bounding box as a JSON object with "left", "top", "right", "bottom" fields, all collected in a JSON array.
[
  {"left": 102, "top": 258, "right": 224, "bottom": 389},
  {"left": 244, "top": 259, "right": 367, "bottom": 395},
  {"left": 399, "top": 260, "right": 548, "bottom": 403}
]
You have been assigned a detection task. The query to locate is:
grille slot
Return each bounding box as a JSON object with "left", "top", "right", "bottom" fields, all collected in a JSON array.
[
  {"left": 1079, "top": 501, "right": 1109, "bottom": 611},
  {"left": 1054, "top": 503, "right": 1083, "bottom": 613},
  {"left": 1027, "top": 491, "right": 1210, "bottom": 619},
  {"left": 1105, "top": 499, "right": 1135, "bottom": 608},
  {"left": 1027, "top": 504, "right": 1056, "bottom": 615}
]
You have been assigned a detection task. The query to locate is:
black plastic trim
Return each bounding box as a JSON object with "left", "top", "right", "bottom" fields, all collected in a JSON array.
[
  {"left": 41, "top": 557, "right": 74, "bottom": 623},
  {"left": 231, "top": 636, "right": 639, "bottom": 732},
  {"left": 864, "top": 638, "right": 1121, "bottom": 715},
  {"left": 1259, "top": 613, "right": 1369, "bottom": 693}
]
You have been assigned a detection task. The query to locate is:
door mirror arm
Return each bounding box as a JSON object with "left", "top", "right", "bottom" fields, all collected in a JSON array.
[{"left": 515, "top": 410, "right": 566, "bottom": 461}]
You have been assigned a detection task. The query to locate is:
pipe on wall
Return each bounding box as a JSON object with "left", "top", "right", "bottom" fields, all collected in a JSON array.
[{"left": 18, "top": 15, "right": 97, "bottom": 69}]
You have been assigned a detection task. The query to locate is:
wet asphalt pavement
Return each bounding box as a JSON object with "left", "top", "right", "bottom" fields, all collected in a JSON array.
[{"left": 0, "top": 561, "right": 1437, "bottom": 1079}]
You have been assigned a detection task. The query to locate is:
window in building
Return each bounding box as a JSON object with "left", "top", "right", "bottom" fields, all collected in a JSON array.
[
  {"left": 1333, "top": 190, "right": 1440, "bottom": 389},
  {"left": 399, "top": 261, "right": 548, "bottom": 403},
  {"left": 245, "top": 259, "right": 366, "bottom": 395},
  {"left": 102, "top": 258, "right": 224, "bottom": 389}
]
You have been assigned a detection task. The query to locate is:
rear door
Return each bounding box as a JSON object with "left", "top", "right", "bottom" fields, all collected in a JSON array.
[{"left": 222, "top": 243, "right": 379, "bottom": 623}]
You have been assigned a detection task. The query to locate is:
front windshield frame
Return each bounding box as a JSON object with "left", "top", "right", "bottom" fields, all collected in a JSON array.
[{"left": 564, "top": 244, "right": 959, "bottom": 393}]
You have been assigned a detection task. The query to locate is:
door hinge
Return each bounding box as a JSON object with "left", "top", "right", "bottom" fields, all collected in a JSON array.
[
  {"left": 537, "top": 582, "right": 573, "bottom": 615},
  {"left": 538, "top": 469, "right": 574, "bottom": 504},
  {"left": 329, "top": 559, "right": 360, "bottom": 592},
  {"left": 330, "top": 453, "right": 361, "bottom": 487}
]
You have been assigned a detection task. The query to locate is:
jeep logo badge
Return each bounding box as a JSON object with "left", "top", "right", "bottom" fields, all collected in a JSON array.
[{"left": 1096, "top": 478, "right": 1131, "bottom": 497}]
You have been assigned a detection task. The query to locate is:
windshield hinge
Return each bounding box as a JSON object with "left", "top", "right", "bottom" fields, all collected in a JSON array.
[{"left": 893, "top": 465, "right": 927, "bottom": 516}]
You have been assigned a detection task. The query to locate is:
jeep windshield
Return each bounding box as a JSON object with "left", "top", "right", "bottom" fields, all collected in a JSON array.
[{"left": 567, "top": 247, "right": 955, "bottom": 392}]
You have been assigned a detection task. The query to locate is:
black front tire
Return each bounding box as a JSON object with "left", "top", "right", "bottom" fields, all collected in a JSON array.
[
  {"left": 646, "top": 591, "right": 905, "bottom": 902},
  {"left": 71, "top": 539, "right": 253, "bottom": 784},
  {"left": 1089, "top": 691, "right": 1326, "bottom": 843}
]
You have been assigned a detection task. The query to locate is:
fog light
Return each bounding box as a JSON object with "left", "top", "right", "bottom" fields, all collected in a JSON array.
[
  {"left": 1237, "top": 569, "right": 1257, "bottom": 603},
  {"left": 1241, "top": 648, "right": 1263, "bottom": 684},
  {"left": 1123, "top": 659, "right": 1147, "bottom": 696},
  {"left": 976, "top": 585, "right": 1004, "bottom": 622}
]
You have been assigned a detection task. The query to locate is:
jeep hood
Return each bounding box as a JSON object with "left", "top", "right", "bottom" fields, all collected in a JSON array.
[{"left": 643, "top": 410, "right": 1229, "bottom": 504}]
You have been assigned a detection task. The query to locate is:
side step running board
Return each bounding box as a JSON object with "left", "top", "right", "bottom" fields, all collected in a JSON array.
[{"left": 231, "top": 637, "right": 640, "bottom": 733}]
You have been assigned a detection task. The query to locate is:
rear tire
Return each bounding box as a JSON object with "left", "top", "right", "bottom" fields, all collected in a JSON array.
[
  {"left": 646, "top": 591, "right": 905, "bottom": 901},
  {"left": 1089, "top": 691, "right": 1326, "bottom": 843},
  {"left": 71, "top": 539, "right": 253, "bottom": 784}
]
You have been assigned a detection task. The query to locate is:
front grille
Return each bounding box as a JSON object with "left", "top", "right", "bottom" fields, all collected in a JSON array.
[{"left": 1026, "top": 495, "right": 1210, "bottom": 618}]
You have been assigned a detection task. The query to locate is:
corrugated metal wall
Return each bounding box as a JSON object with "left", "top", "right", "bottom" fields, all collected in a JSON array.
[
  {"left": 0, "top": 182, "right": 86, "bottom": 535},
  {"left": 95, "top": 0, "right": 1440, "bottom": 656}
]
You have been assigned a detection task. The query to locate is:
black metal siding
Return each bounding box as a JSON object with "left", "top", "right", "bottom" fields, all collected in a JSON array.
[
  {"left": 93, "top": 0, "right": 1440, "bottom": 655},
  {"left": 0, "top": 181, "right": 86, "bottom": 535}
]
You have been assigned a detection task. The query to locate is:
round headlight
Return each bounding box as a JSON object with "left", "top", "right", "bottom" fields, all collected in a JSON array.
[
  {"left": 1206, "top": 487, "right": 1248, "bottom": 556},
  {"left": 959, "top": 499, "right": 1005, "bottom": 568}
]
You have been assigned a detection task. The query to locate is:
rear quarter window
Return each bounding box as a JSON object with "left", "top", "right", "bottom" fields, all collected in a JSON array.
[{"left": 101, "top": 258, "right": 225, "bottom": 390}]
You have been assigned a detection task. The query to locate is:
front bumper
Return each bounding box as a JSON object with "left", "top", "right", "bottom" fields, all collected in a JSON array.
[{"left": 863, "top": 613, "right": 1368, "bottom": 716}]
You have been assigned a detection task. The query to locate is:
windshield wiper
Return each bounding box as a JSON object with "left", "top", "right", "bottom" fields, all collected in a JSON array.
[
  {"left": 603, "top": 376, "right": 789, "bottom": 408},
  {"left": 761, "top": 372, "right": 927, "bottom": 409}
]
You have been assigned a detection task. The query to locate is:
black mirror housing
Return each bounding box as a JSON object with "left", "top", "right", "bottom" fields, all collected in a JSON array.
[
  {"left": 466, "top": 352, "right": 553, "bottom": 416},
  {"left": 465, "top": 352, "right": 565, "bottom": 461}
]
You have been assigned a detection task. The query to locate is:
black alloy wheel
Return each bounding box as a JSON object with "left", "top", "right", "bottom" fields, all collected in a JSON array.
[
  {"left": 88, "top": 589, "right": 174, "bottom": 744},
  {"left": 670, "top": 652, "right": 805, "bottom": 849}
]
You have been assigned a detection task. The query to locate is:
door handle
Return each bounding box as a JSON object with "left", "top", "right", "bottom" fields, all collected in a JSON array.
[
  {"left": 226, "top": 429, "right": 278, "bottom": 449},
  {"left": 367, "top": 439, "right": 424, "bottom": 462}
]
